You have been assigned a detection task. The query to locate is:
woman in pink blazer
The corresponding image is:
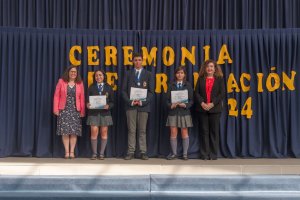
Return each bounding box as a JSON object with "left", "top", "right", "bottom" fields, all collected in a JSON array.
[{"left": 53, "top": 65, "right": 85, "bottom": 159}]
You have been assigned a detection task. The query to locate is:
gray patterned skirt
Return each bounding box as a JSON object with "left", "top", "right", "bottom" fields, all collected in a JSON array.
[
  {"left": 87, "top": 114, "right": 113, "bottom": 126},
  {"left": 166, "top": 115, "right": 193, "bottom": 128}
]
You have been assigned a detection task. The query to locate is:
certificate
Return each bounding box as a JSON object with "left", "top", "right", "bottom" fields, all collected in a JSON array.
[
  {"left": 130, "top": 87, "right": 148, "bottom": 101},
  {"left": 171, "top": 90, "right": 188, "bottom": 104},
  {"left": 89, "top": 95, "right": 107, "bottom": 109}
]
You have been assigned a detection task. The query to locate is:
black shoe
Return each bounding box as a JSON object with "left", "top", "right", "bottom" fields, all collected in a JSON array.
[
  {"left": 98, "top": 154, "right": 105, "bottom": 160},
  {"left": 209, "top": 154, "right": 217, "bottom": 160},
  {"left": 200, "top": 156, "right": 208, "bottom": 160},
  {"left": 90, "top": 154, "right": 97, "bottom": 160},
  {"left": 166, "top": 154, "right": 177, "bottom": 160},
  {"left": 124, "top": 153, "right": 134, "bottom": 160},
  {"left": 182, "top": 154, "right": 188, "bottom": 160},
  {"left": 141, "top": 153, "right": 149, "bottom": 160}
]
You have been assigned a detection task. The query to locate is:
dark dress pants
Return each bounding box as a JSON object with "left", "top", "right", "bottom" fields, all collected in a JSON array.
[{"left": 198, "top": 112, "right": 221, "bottom": 159}]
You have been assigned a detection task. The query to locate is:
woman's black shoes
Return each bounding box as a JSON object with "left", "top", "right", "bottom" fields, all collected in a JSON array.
[
  {"left": 200, "top": 155, "right": 217, "bottom": 160},
  {"left": 200, "top": 156, "right": 208, "bottom": 160}
]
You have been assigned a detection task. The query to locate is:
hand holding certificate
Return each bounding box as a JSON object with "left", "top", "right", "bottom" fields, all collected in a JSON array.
[
  {"left": 89, "top": 95, "right": 107, "bottom": 109},
  {"left": 130, "top": 87, "right": 148, "bottom": 101},
  {"left": 171, "top": 90, "right": 188, "bottom": 104}
]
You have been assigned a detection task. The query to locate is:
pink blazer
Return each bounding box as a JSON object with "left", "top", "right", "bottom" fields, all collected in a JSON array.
[{"left": 53, "top": 79, "right": 85, "bottom": 116}]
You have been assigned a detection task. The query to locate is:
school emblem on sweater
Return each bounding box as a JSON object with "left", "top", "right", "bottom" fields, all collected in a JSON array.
[{"left": 143, "top": 81, "right": 147, "bottom": 87}]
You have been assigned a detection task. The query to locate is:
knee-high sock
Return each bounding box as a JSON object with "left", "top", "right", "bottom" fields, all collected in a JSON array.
[
  {"left": 100, "top": 139, "right": 107, "bottom": 155},
  {"left": 170, "top": 138, "right": 177, "bottom": 155},
  {"left": 182, "top": 137, "right": 189, "bottom": 156},
  {"left": 91, "top": 139, "right": 97, "bottom": 155}
]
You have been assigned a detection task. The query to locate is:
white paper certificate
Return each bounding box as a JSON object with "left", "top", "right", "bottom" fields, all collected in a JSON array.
[
  {"left": 130, "top": 87, "right": 148, "bottom": 101},
  {"left": 89, "top": 95, "right": 107, "bottom": 109},
  {"left": 171, "top": 90, "right": 188, "bottom": 104}
]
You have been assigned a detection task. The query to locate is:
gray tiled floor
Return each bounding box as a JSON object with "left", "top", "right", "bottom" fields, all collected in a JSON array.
[{"left": 0, "top": 157, "right": 299, "bottom": 175}]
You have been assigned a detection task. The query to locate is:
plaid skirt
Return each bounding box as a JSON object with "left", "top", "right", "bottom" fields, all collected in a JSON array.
[
  {"left": 86, "top": 114, "right": 113, "bottom": 126},
  {"left": 166, "top": 114, "right": 193, "bottom": 128}
]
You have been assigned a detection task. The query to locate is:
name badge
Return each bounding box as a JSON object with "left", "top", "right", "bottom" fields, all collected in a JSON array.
[{"left": 143, "top": 81, "right": 147, "bottom": 87}]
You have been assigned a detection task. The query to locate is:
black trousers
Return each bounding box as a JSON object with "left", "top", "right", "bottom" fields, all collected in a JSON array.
[{"left": 198, "top": 112, "right": 221, "bottom": 159}]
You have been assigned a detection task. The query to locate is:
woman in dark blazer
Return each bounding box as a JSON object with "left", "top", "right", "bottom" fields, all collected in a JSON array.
[
  {"left": 86, "top": 70, "right": 114, "bottom": 160},
  {"left": 195, "top": 59, "right": 225, "bottom": 160},
  {"left": 166, "top": 66, "right": 194, "bottom": 160}
]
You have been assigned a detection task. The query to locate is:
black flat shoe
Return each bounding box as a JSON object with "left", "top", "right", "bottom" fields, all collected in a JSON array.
[
  {"left": 182, "top": 154, "right": 188, "bottom": 161},
  {"left": 166, "top": 154, "right": 177, "bottom": 160},
  {"left": 209, "top": 154, "right": 217, "bottom": 160},
  {"left": 200, "top": 156, "right": 208, "bottom": 160},
  {"left": 141, "top": 153, "right": 149, "bottom": 160},
  {"left": 90, "top": 154, "right": 97, "bottom": 160},
  {"left": 124, "top": 153, "right": 134, "bottom": 160},
  {"left": 98, "top": 154, "right": 105, "bottom": 160}
]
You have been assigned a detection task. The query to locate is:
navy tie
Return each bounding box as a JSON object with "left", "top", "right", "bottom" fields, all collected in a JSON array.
[
  {"left": 178, "top": 83, "right": 182, "bottom": 89},
  {"left": 135, "top": 70, "right": 139, "bottom": 79},
  {"left": 98, "top": 84, "right": 103, "bottom": 94}
]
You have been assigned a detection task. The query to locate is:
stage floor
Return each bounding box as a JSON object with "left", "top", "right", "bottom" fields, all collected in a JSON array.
[{"left": 0, "top": 157, "right": 300, "bottom": 175}]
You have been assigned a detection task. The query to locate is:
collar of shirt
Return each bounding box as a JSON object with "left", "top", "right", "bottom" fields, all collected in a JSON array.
[
  {"left": 176, "top": 81, "right": 183, "bottom": 89},
  {"left": 135, "top": 68, "right": 143, "bottom": 75},
  {"left": 97, "top": 83, "right": 104, "bottom": 87}
]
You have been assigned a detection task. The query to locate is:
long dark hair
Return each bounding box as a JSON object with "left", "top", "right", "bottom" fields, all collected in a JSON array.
[
  {"left": 173, "top": 66, "right": 187, "bottom": 82},
  {"left": 199, "top": 59, "right": 223, "bottom": 78},
  {"left": 61, "top": 65, "right": 82, "bottom": 83},
  {"left": 93, "top": 69, "right": 107, "bottom": 84}
]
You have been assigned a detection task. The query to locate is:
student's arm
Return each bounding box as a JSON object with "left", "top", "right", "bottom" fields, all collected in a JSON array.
[
  {"left": 185, "top": 83, "right": 194, "bottom": 109},
  {"left": 140, "top": 72, "right": 154, "bottom": 106},
  {"left": 107, "top": 85, "right": 114, "bottom": 109},
  {"left": 121, "top": 71, "right": 134, "bottom": 106},
  {"left": 166, "top": 84, "right": 172, "bottom": 109}
]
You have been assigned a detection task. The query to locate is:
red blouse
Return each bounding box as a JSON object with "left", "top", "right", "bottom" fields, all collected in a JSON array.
[{"left": 205, "top": 77, "right": 215, "bottom": 103}]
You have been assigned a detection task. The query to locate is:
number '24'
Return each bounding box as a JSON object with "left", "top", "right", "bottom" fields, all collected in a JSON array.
[{"left": 228, "top": 97, "right": 253, "bottom": 119}]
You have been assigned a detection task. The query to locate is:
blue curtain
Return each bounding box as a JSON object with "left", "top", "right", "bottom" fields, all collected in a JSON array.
[
  {"left": 1, "top": 0, "right": 300, "bottom": 30},
  {"left": 0, "top": 27, "right": 299, "bottom": 158}
]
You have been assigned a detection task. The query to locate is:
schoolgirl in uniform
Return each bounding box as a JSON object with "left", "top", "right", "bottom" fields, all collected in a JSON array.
[
  {"left": 166, "top": 66, "right": 194, "bottom": 160},
  {"left": 86, "top": 70, "right": 114, "bottom": 160}
]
